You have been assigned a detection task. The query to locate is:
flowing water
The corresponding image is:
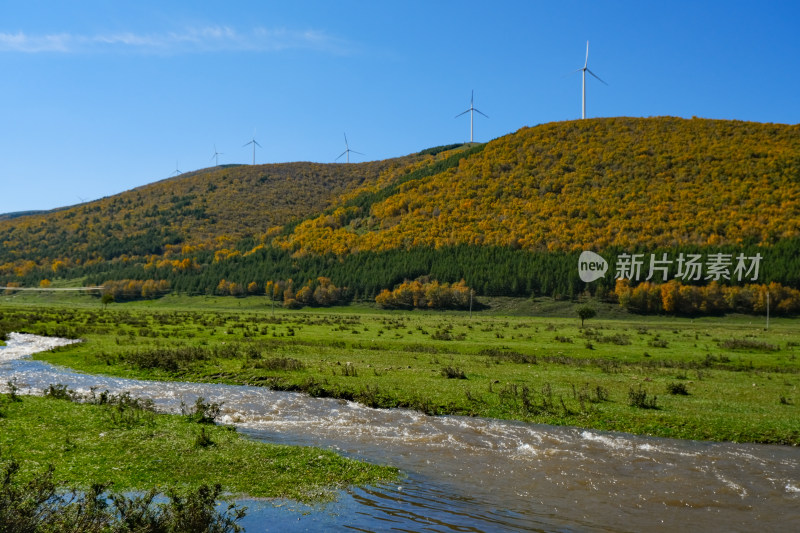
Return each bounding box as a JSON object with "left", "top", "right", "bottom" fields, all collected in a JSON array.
[{"left": 1, "top": 333, "right": 798, "bottom": 532}]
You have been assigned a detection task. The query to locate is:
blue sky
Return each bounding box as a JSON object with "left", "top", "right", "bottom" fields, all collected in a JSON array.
[{"left": 1, "top": 0, "right": 798, "bottom": 214}]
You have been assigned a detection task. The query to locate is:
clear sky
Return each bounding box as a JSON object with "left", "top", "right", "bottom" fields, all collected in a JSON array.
[{"left": 1, "top": 0, "right": 798, "bottom": 214}]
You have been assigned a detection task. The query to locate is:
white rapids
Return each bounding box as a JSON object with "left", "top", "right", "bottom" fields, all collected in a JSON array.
[{"left": 0, "top": 332, "right": 79, "bottom": 362}]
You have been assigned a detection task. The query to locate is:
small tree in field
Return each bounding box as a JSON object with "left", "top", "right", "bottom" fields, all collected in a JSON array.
[
  {"left": 577, "top": 305, "right": 597, "bottom": 328},
  {"left": 101, "top": 292, "right": 115, "bottom": 309}
]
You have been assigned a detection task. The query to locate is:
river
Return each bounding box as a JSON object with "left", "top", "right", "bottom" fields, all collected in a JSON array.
[{"left": 1, "top": 333, "right": 798, "bottom": 532}]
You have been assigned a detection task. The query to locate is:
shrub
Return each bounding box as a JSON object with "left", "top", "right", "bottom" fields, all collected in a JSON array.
[
  {"left": 6, "top": 380, "right": 21, "bottom": 402},
  {"left": 43, "top": 383, "right": 76, "bottom": 401},
  {"left": 667, "top": 382, "right": 690, "bottom": 395},
  {"left": 195, "top": 426, "right": 215, "bottom": 448},
  {"left": 182, "top": 397, "right": 223, "bottom": 424},
  {"left": 628, "top": 385, "right": 658, "bottom": 409},
  {"left": 479, "top": 348, "right": 537, "bottom": 364},
  {"left": 122, "top": 346, "right": 211, "bottom": 372},
  {"left": 441, "top": 367, "right": 467, "bottom": 379},
  {"left": 719, "top": 338, "right": 779, "bottom": 351},
  {"left": 0, "top": 460, "right": 246, "bottom": 532},
  {"left": 105, "top": 392, "right": 156, "bottom": 428},
  {"left": 253, "top": 357, "right": 305, "bottom": 371}
]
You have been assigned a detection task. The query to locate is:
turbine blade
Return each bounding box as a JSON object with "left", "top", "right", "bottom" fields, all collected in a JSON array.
[
  {"left": 254, "top": 140, "right": 262, "bottom": 147},
  {"left": 351, "top": 150, "right": 365, "bottom": 156},
  {"left": 455, "top": 109, "right": 470, "bottom": 118},
  {"left": 586, "top": 68, "right": 608, "bottom": 85},
  {"left": 474, "top": 108, "right": 489, "bottom": 118},
  {"left": 336, "top": 151, "right": 347, "bottom": 160},
  {"left": 585, "top": 41, "right": 589, "bottom": 68}
]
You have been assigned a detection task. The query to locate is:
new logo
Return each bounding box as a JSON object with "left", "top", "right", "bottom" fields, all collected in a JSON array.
[{"left": 578, "top": 251, "right": 608, "bottom": 283}]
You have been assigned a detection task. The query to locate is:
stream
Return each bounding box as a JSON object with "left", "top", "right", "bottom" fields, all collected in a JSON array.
[{"left": 1, "top": 333, "right": 798, "bottom": 532}]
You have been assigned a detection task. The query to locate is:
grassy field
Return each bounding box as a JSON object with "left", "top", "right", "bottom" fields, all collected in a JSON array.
[
  {"left": 1, "top": 295, "right": 798, "bottom": 445},
  {"left": 0, "top": 388, "right": 397, "bottom": 503}
]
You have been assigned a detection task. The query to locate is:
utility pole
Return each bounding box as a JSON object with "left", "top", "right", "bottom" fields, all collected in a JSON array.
[{"left": 766, "top": 291, "right": 770, "bottom": 330}]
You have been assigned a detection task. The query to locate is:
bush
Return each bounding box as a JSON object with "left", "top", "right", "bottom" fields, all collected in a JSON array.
[
  {"left": 0, "top": 460, "right": 246, "bottom": 532},
  {"left": 122, "top": 346, "right": 211, "bottom": 372},
  {"left": 628, "top": 385, "right": 658, "bottom": 409},
  {"left": 105, "top": 391, "right": 156, "bottom": 428},
  {"left": 182, "top": 397, "right": 223, "bottom": 424},
  {"left": 253, "top": 357, "right": 305, "bottom": 371},
  {"left": 6, "top": 380, "right": 21, "bottom": 402},
  {"left": 195, "top": 426, "right": 216, "bottom": 448},
  {"left": 441, "top": 366, "right": 467, "bottom": 379},
  {"left": 43, "top": 383, "right": 77, "bottom": 401},
  {"left": 667, "top": 382, "right": 690, "bottom": 395},
  {"left": 719, "top": 338, "right": 779, "bottom": 351}
]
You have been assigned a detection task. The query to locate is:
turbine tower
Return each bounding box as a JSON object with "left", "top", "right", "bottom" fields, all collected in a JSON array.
[
  {"left": 243, "top": 133, "right": 261, "bottom": 165},
  {"left": 335, "top": 133, "right": 363, "bottom": 164},
  {"left": 455, "top": 90, "right": 488, "bottom": 143},
  {"left": 572, "top": 41, "right": 607, "bottom": 119},
  {"left": 210, "top": 145, "right": 223, "bottom": 166}
]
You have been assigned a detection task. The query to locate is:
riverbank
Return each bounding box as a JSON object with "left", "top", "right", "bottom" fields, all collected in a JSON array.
[
  {"left": 0, "top": 386, "right": 397, "bottom": 502},
  {"left": 2, "top": 300, "right": 798, "bottom": 445}
]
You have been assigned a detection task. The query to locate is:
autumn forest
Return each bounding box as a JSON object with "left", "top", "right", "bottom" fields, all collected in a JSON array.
[{"left": 1, "top": 117, "right": 799, "bottom": 315}]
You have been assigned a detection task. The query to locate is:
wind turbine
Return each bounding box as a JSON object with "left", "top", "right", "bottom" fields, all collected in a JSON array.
[
  {"left": 571, "top": 40, "right": 607, "bottom": 119},
  {"left": 335, "top": 133, "right": 363, "bottom": 164},
  {"left": 172, "top": 161, "right": 182, "bottom": 176},
  {"left": 455, "top": 90, "right": 488, "bottom": 143},
  {"left": 243, "top": 133, "right": 261, "bottom": 165},
  {"left": 210, "top": 145, "right": 223, "bottom": 166}
]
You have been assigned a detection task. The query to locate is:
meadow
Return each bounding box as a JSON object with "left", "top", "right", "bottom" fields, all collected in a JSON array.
[
  {"left": 0, "top": 389, "right": 396, "bottom": 502},
  {"left": 2, "top": 294, "right": 797, "bottom": 446}
]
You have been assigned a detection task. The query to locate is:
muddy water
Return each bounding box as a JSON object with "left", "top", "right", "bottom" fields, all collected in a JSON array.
[{"left": 2, "top": 333, "right": 798, "bottom": 532}]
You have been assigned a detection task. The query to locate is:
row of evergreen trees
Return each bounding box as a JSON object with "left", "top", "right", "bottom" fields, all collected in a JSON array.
[
  {"left": 76, "top": 245, "right": 579, "bottom": 300},
  {"left": 5, "top": 240, "right": 800, "bottom": 315}
]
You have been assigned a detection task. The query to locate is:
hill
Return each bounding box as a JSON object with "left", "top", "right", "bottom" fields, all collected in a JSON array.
[
  {"left": 278, "top": 116, "right": 800, "bottom": 254},
  {"left": 0, "top": 153, "right": 434, "bottom": 276},
  {"left": 1, "top": 117, "right": 799, "bottom": 310}
]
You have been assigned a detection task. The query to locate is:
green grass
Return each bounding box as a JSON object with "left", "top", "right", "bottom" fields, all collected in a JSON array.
[
  {"left": 0, "top": 392, "right": 397, "bottom": 502},
  {"left": 2, "top": 298, "right": 798, "bottom": 445}
]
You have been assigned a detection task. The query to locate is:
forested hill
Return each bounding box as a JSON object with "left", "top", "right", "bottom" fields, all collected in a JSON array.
[
  {"left": 2, "top": 117, "right": 800, "bottom": 308},
  {"left": 277, "top": 117, "right": 800, "bottom": 255},
  {"left": 0, "top": 152, "right": 434, "bottom": 273}
]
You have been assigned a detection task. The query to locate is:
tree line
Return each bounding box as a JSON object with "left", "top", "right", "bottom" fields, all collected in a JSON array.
[{"left": 0, "top": 242, "right": 772, "bottom": 317}]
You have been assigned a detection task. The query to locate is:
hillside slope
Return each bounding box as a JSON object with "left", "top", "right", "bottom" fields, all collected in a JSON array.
[
  {"left": 0, "top": 154, "right": 433, "bottom": 275},
  {"left": 277, "top": 117, "right": 800, "bottom": 255}
]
